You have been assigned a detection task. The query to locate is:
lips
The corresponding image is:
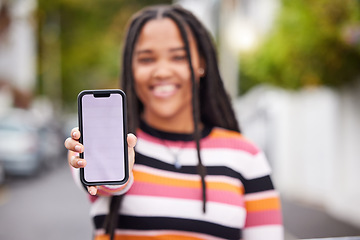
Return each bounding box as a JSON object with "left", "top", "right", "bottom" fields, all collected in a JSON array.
[{"left": 152, "top": 83, "right": 178, "bottom": 98}]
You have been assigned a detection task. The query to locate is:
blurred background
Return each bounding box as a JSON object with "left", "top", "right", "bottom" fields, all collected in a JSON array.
[{"left": 0, "top": 0, "right": 360, "bottom": 239}]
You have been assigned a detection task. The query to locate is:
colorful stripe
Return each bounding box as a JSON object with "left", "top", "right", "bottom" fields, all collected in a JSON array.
[
  {"left": 132, "top": 166, "right": 244, "bottom": 194},
  {"left": 245, "top": 210, "right": 283, "bottom": 227},
  {"left": 137, "top": 128, "right": 260, "bottom": 155},
  {"left": 120, "top": 196, "right": 246, "bottom": 229},
  {"left": 95, "top": 229, "right": 226, "bottom": 240},
  {"left": 127, "top": 181, "right": 244, "bottom": 206},
  {"left": 135, "top": 139, "right": 271, "bottom": 179},
  {"left": 246, "top": 196, "right": 281, "bottom": 212},
  {"left": 94, "top": 215, "right": 242, "bottom": 239}
]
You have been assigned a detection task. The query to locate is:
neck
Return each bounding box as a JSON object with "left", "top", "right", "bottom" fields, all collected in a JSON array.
[{"left": 142, "top": 114, "right": 195, "bottom": 134}]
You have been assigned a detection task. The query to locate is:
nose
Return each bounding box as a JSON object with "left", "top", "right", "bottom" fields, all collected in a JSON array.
[{"left": 152, "top": 60, "right": 172, "bottom": 80}]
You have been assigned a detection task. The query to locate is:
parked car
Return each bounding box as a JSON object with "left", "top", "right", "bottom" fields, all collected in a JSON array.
[
  {"left": 0, "top": 161, "right": 4, "bottom": 185},
  {"left": 0, "top": 109, "right": 64, "bottom": 177}
]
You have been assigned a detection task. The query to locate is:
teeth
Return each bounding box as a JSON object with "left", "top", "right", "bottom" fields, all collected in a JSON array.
[{"left": 153, "top": 84, "right": 176, "bottom": 94}]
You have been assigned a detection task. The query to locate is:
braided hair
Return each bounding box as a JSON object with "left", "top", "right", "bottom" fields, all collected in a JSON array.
[{"left": 104, "top": 5, "right": 240, "bottom": 239}]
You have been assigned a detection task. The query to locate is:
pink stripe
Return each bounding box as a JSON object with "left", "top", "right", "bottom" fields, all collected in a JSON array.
[
  {"left": 209, "top": 189, "right": 245, "bottom": 206},
  {"left": 202, "top": 138, "right": 259, "bottom": 155},
  {"left": 127, "top": 181, "right": 245, "bottom": 207},
  {"left": 137, "top": 130, "right": 259, "bottom": 155},
  {"left": 88, "top": 195, "right": 98, "bottom": 203},
  {"left": 245, "top": 210, "right": 282, "bottom": 227}
]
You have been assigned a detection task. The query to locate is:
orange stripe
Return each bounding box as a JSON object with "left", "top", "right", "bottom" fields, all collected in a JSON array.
[
  {"left": 98, "top": 185, "right": 126, "bottom": 193},
  {"left": 209, "top": 128, "right": 245, "bottom": 139},
  {"left": 134, "top": 170, "right": 243, "bottom": 194},
  {"left": 120, "top": 235, "right": 206, "bottom": 240},
  {"left": 95, "top": 234, "right": 206, "bottom": 240},
  {"left": 209, "top": 181, "right": 244, "bottom": 194},
  {"left": 245, "top": 197, "right": 281, "bottom": 212},
  {"left": 95, "top": 235, "right": 109, "bottom": 240}
]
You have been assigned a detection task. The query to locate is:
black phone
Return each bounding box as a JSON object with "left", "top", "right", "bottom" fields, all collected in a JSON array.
[{"left": 77, "top": 89, "right": 128, "bottom": 186}]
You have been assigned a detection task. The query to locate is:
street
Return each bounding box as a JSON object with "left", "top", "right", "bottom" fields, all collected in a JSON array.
[{"left": 0, "top": 162, "right": 92, "bottom": 240}]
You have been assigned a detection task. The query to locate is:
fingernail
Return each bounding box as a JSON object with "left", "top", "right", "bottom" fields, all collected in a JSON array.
[
  {"left": 77, "top": 160, "right": 84, "bottom": 166},
  {"left": 72, "top": 131, "right": 77, "bottom": 138},
  {"left": 75, "top": 145, "right": 82, "bottom": 152},
  {"left": 89, "top": 189, "right": 96, "bottom": 195}
]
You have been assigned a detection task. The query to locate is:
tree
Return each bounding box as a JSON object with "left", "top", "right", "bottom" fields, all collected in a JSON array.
[
  {"left": 37, "top": 0, "right": 172, "bottom": 109},
  {"left": 239, "top": 0, "right": 360, "bottom": 94}
]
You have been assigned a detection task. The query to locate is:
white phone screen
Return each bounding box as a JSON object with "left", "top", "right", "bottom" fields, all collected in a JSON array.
[{"left": 79, "top": 90, "right": 127, "bottom": 184}]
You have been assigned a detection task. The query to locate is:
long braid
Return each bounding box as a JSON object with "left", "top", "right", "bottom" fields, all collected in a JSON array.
[
  {"left": 174, "top": 7, "right": 240, "bottom": 132},
  {"left": 164, "top": 10, "right": 207, "bottom": 212},
  {"left": 122, "top": 12, "right": 155, "bottom": 133},
  {"left": 103, "top": 195, "right": 122, "bottom": 239}
]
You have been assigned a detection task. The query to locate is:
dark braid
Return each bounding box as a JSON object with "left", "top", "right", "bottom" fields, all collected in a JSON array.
[
  {"left": 164, "top": 9, "right": 207, "bottom": 212},
  {"left": 104, "top": 4, "right": 241, "bottom": 239},
  {"left": 171, "top": 7, "right": 240, "bottom": 132}
]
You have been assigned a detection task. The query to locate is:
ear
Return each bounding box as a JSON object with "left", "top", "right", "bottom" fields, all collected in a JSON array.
[{"left": 199, "top": 57, "right": 206, "bottom": 77}]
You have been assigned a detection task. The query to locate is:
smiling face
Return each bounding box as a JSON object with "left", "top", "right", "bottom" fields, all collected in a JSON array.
[{"left": 132, "top": 18, "right": 203, "bottom": 132}]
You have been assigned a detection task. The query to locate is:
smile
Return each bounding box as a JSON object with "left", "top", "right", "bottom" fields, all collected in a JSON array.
[{"left": 152, "top": 83, "right": 178, "bottom": 98}]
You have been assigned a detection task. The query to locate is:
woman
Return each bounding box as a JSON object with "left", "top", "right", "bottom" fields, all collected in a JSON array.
[{"left": 65, "top": 4, "right": 283, "bottom": 240}]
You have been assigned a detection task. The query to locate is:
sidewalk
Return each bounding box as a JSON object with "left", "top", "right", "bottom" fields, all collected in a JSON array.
[{"left": 282, "top": 197, "right": 360, "bottom": 239}]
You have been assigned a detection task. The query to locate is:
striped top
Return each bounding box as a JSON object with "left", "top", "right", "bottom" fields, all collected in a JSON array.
[{"left": 83, "top": 122, "right": 283, "bottom": 240}]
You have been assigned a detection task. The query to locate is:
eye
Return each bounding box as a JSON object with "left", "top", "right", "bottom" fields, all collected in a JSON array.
[
  {"left": 172, "top": 55, "right": 187, "bottom": 62},
  {"left": 137, "top": 57, "right": 155, "bottom": 64}
]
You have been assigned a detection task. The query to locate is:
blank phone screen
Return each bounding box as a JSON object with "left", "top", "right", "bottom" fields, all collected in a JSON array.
[{"left": 80, "top": 92, "right": 126, "bottom": 183}]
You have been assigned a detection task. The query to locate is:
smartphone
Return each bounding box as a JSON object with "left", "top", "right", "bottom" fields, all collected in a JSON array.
[{"left": 78, "top": 89, "right": 128, "bottom": 186}]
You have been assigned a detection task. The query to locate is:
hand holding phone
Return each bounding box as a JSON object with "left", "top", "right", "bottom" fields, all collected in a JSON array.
[
  {"left": 77, "top": 89, "right": 129, "bottom": 186},
  {"left": 65, "top": 128, "right": 137, "bottom": 195}
]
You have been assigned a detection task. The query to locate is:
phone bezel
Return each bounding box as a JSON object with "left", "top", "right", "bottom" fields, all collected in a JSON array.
[{"left": 77, "top": 89, "right": 129, "bottom": 186}]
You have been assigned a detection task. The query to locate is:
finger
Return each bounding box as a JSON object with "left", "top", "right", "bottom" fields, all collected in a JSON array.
[
  {"left": 68, "top": 153, "right": 87, "bottom": 168},
  {"left": 87, "top": 186, "right": 97, "bottom": 195},
  {"left": 127, "top": 133, "right": 137, "bottom": 171},
  {"left": 127, "top": 133, "right": 137, "bottom": 148},
  {"left": 64, "top": 137, "right": 84, "bottom": 153},
  {"left": 71, "top": 127, "right": 80, "bottom": 140}
]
